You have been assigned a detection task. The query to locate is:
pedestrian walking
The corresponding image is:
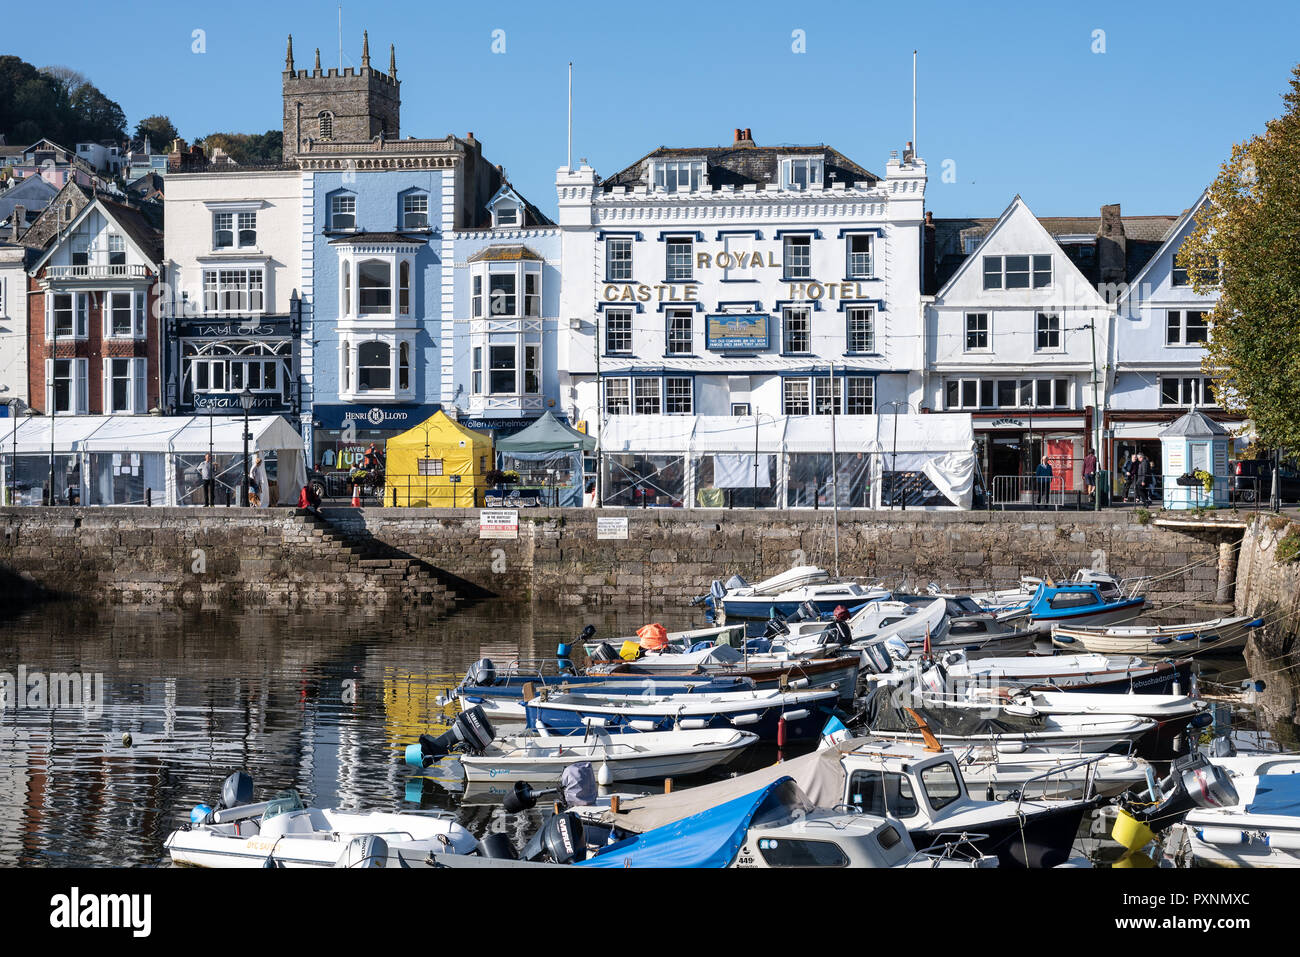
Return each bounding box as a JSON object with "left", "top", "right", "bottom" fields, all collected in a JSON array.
[
  {"left": 199, "top": 453, "right": 215, "bottom": 507},
  {"left": 1136, "top": 453, "right": 1153, "bottom": 506},
  {"left": 1083, "top": 447, "right": 1097, "bottom": 501},
  {"left": 1123, "top": 453, "right": 1138, "bottom": 502}
]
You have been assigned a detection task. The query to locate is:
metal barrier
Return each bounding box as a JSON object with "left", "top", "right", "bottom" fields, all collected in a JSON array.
[{"left": 991, "top": 474, "right": 1066, "bottom": 509}]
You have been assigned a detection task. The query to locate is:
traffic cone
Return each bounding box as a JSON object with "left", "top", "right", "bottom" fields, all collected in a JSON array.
[{"left": 351, "top": 484, "right": 361, "bottom": 508}]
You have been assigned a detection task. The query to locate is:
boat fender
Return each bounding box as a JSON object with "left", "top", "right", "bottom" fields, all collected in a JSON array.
[
  {"left": 781, "top": 709, "right": 810, "bottom": 722},
  {"left": 679, "top": 718, "right": 708, "bottom": 730},
  {"left": 1174, "top": 633, "right": 1197, "bottom": 643},
  {"left": 335, "top": 834, "right": 389, "bottom": 868},
  {"left": 597, "top": 762, "right": 614, "bottom": 786},
  {"left": 1197, "top": 828, "right": 1246, "bottom": 846},
  {"left": 1189, "top": 712, "right": 1215, "bottom": 729},
  {"left": 1265, "top": 831, "right": 1300, "bottom": 850},
  {"left": 730, "top": 713, "right": 760, "bottom": 726},
  {"left": 190, "top": 804, "right": 213, "bottom": 825},
  {"left": 1151, "top": 635, "right": 1173, "bottom": 645},
  {"left": 1247, "top": 618, "right": 1265, "bottom": 629},
  {"left": 1055, "top": 635, "right": 1076, "bottom": 644},
  {"left": 995, "top": 741, "right": 1027, "bottom": 754},
  {"left": 788, "top": 677, "right": 810, "bottom": 689}
]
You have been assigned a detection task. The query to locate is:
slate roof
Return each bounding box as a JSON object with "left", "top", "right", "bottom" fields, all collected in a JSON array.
[
  {"left": 928, "top": 210, "right": 1181, "bottom": 293},
  {"left": 1160, "top": 409, "right": 1229, "bottom": 438},
  {"left": 0, "top": 175, "right": 58, "bottom": 225},
  {"left": 466, "top": 244, "right": 543, "bottom": 263},
  {"left": 600, "top": 138, "right": 879, "bottom": 192},
  {"left": 327, "top": 232, "right": 427, "bottom": 245}
]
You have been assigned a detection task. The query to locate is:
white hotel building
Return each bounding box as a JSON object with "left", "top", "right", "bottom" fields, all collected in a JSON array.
[{"left": 554, "top": 130, "right": 960, "bottom": 507}]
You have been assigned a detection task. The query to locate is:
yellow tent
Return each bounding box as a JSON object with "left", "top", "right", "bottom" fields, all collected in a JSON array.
[{"left": 384, "top": 411, "right": 493, "bottom": 507}]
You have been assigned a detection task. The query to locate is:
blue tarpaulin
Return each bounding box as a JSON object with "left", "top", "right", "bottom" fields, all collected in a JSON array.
[
  {"left": 1246, "top": 774, "right": 1300, "bottom": 816},
  {"left": 576, "top": 777, "right": 794, "bottom": 868}
]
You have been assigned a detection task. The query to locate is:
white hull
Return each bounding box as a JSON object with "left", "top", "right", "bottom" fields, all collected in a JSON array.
[
  {"left": 1052, "top": 615, "right": 1253, "bottom": 657},
  {"left": 461, "top": 729, "right": 756, "bottom": 783}
]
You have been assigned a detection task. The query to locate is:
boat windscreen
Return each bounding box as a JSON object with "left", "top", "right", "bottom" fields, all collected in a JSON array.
[{"left": 261, "top": 790, "right": 305, "bottom": 822}]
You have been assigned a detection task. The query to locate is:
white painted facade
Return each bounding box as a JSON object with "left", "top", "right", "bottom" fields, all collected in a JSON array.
[
  {"left": 0, "top": 243, "right": 29, "bottom": 410},
  {"left": 556, "top": 149, "right": 927, "bottom": 431},
  {"left": 924, "top": 197, "right": 1111, "bottom": 491}
]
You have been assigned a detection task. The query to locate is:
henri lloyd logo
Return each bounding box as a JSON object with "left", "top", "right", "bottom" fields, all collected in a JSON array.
[
  {"left": 344, "top": 407, "right": 410, "bottom": 427},
  {"left": 0, "top": 667, "right": 103, "bottom": 716},
  {"left": 50, "top": 888, "right": 151, "bottom": 938}
]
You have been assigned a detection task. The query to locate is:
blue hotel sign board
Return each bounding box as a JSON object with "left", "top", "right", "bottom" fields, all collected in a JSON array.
[{"left": 706, "top": 314, "right": 769, "bottom": 351}]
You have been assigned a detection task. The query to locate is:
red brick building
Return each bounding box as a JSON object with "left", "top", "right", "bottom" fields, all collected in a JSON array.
[{"left": 25, "top": 188, "right": 164, "bottom": 416}]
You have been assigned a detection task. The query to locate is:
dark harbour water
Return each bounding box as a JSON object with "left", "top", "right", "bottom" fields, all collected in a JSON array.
[{"left": 0, "top": 598, "right": 1289, "bottom": 868}]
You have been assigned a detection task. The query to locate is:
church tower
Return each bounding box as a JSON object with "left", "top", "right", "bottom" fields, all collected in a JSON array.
[{"left": 281, "top": 31, "right": 401, "bottom": 164}]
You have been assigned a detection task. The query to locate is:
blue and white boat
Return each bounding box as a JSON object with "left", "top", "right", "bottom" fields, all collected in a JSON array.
[
  {"left": 700, "top": 566, "right": 888, "bottom": 621},
  {"left": 994, "top": 580, "right": 1145, "bottom": 633},
  {"left": 524, "top": 686, "right": 840, "bottom": 742},
  {"left": 459, "top": 673, "right": 756, "bottom": 722}
]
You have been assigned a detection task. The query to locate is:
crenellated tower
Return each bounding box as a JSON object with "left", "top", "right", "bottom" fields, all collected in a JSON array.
[{"left": 281, "top": 31, "right": 401, "bottom": 164}]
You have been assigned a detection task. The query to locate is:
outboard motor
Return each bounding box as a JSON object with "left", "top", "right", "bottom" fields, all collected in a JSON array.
[
  {"left": 503, "top": 781, "right": 559, "bottom": 814},
  {"left": 479, "top": 832, "right": 518, "bottom": 860},
  {"left": 764, "top": 617, "right": 791, "bottom": 639},
  {"left": 335, "top": 834, "right": 389, "bottom": 868},
  {"left": 1126, "top": 751, "right": 1240, "bottom": 831},
  {"left": 562, "top": 762, "right": 598, "bottom": 807},
  {"left": 724, "top": 574, "right": 747, "bottom": 591},
  {"left": 519, "top": 812, "right": 587, "bottom": 864},
  {"left": 860, "top": 642, "right": 893, "bottom": 676},
  {"left": 405, "top": 706, "right": 495, "bottom": 768},
  {"left": 221, "top": 771, "right": 255, "bottom": 810},
  {"left": 588, "top": 642, "right": 621, "bottom": 664},
  {"left": 465, "top": 658, "right": 496, "bottom": 689},
  {"left": 884, "top": 636, "right": 911, "bottom": 662}
]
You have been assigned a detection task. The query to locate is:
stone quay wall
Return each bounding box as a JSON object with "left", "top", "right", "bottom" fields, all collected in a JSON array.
[{"left": 0, "top": 505, "right": 1246, "bottom": 610}]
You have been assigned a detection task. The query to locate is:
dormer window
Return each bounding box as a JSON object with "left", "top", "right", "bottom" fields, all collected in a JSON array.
[
  {"left": 652, "top": 160, "right": 706, "bottom": 193},
  {"left": 782, "top": 156, "right": 824, "bottom": 190},
  {"left": 495, "top": 205, "right": 518, "bottom": 227},
  {"left": 318, "top": 111, "right": 334, "bottom": 140}
]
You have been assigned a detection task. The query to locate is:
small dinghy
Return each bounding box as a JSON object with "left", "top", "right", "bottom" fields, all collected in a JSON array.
[
  {"left": 164, "top": 772, "right": 479, "bottom": 868},
  {"left": 888, "top": 649, "right": 1196, "bottom": 696},
  {"left": 1051, "top": 614, "right": 1262, "bottom": 657},
  {"left": 449, "top": 727, "right": 758, "bottom": 784},
  {"left": 524, "top": 686, "right": 840, "bottom": 742}
]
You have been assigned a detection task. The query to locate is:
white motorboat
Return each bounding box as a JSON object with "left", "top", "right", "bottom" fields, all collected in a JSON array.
[
  {"left": 968, "top": 568, "right": 1129, "bottom": 611},
  {"left": 858, "top": 686, "right": 1158, "bottom": 755},
  {"left": 953, "top": 745, "right": 1152, "bottom": 800},
  {"left": 702, "top": 566, "right": 889, "bottom": 621},
  {"left": 164, "top": 773, "right": 480, "bottom": 868},
  {"left": 457, "top": 727, "right": 758, "bottom": 783},
  {"left": 579, "top": 737, "right": 1090, "bottom": 868},
  {"left": 1051, "top": 614, "right": 1262, "bottom": 657}
]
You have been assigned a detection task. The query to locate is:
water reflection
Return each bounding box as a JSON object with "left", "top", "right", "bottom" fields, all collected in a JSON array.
[{"left": 0, "top": 599, "right": 1294, "bottom": 867}]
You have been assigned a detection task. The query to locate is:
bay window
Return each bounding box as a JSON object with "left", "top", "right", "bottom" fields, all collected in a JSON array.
[
  {"left": 489, "top": 344, "right": 516, "bottom": 394},
  {"left": 203, "top": 268, "right": 264, "bottom": 314},
  {"left": 358, "top": 260, "right": 391, "bottom": 315},
  {"left": 357, "top": 341, "right": 391, "bottom": 391},
  {"left": 106, "top": 290, "right": 146, "bottom": 338},
  {"left": 104, "top": 357, "right": 146, "bottom": 414},
  {"left": 524, "top": 345, "right": 541, "bottom": 394},
  {"left": 48, "top": 292, "right": 89, "bottom": 339}
]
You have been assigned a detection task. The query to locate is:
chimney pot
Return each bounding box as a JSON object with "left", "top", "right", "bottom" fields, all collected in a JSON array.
[{"left": 734, "top": 128, "right": 743, "bottom": 143}]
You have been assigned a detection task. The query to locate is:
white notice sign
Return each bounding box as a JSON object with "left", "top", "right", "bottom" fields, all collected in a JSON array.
[
  {"left": 597, "top": 516, "right": 629, "bottom": 540},
  {"left": 479, "top": 509, "right": 519, "bottom": 540}
]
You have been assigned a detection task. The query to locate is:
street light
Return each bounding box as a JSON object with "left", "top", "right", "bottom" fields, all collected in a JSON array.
[
  {"left": 239, "top": 386, "right": 255, "bottom": 507},
  {"left": 880, "top": 400, "right": 917, "bottom": 511}
]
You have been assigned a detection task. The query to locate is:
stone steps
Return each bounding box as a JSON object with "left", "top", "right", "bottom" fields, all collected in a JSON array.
[{"left": 284, "top": 511, "right": 456, "bottom": 605}]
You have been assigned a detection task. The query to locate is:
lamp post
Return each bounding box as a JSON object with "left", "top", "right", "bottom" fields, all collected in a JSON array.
[
  {"left": 239, "top": 387, "right": 254, "bottom": 507},
  {"left": 881, "top": 400, "right": 916, "bottom": 511},
  {"left": 4, "top": 397, "right": 16, "bottom": 506},
  {"left": 752, "top": 411, "right": 776, "bottom": 510}
]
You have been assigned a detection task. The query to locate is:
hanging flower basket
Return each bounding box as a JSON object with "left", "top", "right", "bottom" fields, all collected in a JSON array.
[{"left": 1175, "top": 473, "right": 1199, "bottom": 487}]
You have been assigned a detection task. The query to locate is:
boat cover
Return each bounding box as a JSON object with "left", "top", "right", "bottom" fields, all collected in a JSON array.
[
  {"left": 577, "top": 778, "right": 809, "bottom": 867},
  {"left": 860, "top": 687, "right": 1049, "bottom": 737},
  {"left": 587, "top": 742, "right": 858, "bottom": 834},
  {"left": 1246, "top": 775, "right": 1300, "bottom": 816}
]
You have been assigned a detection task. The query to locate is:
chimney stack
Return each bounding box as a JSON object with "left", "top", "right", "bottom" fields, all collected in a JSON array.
[
  {"left": 1097, "top": 203, "right": 1127, "bottom": 284},
  {"left": 10, "top": 205, "right": 24, "bottom": 241}
]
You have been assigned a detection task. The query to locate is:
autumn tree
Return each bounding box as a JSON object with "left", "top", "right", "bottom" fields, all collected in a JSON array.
[{"left": 1180, "top": 64, "right": 1300, "bottom": 450}]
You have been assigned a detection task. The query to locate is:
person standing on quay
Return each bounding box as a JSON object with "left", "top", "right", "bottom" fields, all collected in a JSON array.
[
  {"left": 200, "top": 454, "right": 215, "bottom": 507},
  {"left": 1136, "top": 453, "right": 1153, "bottom": 506},
  {"left": 1083, "top": 447, "right": 1097, "bottom": 503},
  {"left": 1035, "top": 458, "right": 1054, "bottom": 506}
]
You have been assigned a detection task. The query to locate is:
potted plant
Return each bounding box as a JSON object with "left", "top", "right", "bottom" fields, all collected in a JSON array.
[{"left": 1192, "top": 468, "right": 1215, "bottom": 494}]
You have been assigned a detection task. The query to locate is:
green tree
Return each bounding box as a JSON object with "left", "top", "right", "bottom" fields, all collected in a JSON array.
[
  {"left": 193, "top": 130, "right": 283, "bottom": 165},
  {"left": 135, "top": 115, "right": 179, "bottom": 151},
  {"left": 1180, "top": 64, "right": 1300, "bottom": 450}
]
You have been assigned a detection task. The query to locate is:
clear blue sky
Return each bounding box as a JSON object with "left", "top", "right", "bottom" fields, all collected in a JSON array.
[{"left": 7, "top": 0, "right": 1299, "bottom": 218}]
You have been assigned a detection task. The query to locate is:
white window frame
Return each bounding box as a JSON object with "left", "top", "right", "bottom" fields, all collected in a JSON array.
[
  {"left": 847, "top": 306, "right": 875, "bottom": 353},
  {"left": 983, "top": 254, "right": 1052, "bottom": 290},
  {"left": 1159, "top": 376, "right": 1216, "bottom": 408},
  {"left": 633, "top": 377, "right": 661, "bottom": 415},
  {"left": 604, "top": 377, "right": 631, "bottom": 415},
  {"left": 665, "top": 376, "right": 692, "bottom": 414},
  {"left": 782, "top": 306, "right": 811, "bottom": 354},
  {"left": 782, "top": 378, "right": 811, "bottom": 415},
  {"left": 606, "top": 237, "right": 633, "bottom": 282},
  {"left": 781, "top": 156, "right": 824, "bottom": 190},
  {"left": 666, "top": 310, "right": 693, "bottom": 355},
  {"left": 1165, "top": 309, "right": 1210, "bottom": 347},
  {"left": 964, "top": 312, "right": 990, "bottom": 352},
  {"left": 46, "top": 291, "right": 89, "bottom": 341},
  {"left": 604, "top": 309, "right": 633, "bottom": 355},
  {"left": 202, "top": 268, "right": 265, "bottom": 315},
  {"left": 103, "top": 357, "right": 146, "bottom": 414},
  {"left": 665, "top": 237, "right": 693, "bottom": 282},
  {"left": 652, "top": 160, "right": 705, "bottom": 193},
  {"left": 784, "top": 234, "right": 812, "bottom": 279},
  {"left": 846, "top": 376, "right": 874, "bottom": 414},
  {"left": 46, "top": 357, "right": 88, "bottom": 415},
  {"left": 104, "top": 290, "right": 147, "bottom": 340},
  {"left": 330, "top": 193, "right": 357, "bottom": 231},
  {"left": 402, "top": 192, "right": 429, "bottom": 229},
  {"left": 1034, "top": 313, "right": 1062, "bottom": 352},
  {"left": 846, "top": 234, "right": 873, "bottom": 278},
  {"left": 213, "top": 212, "right": 233, "bottom": 250}
]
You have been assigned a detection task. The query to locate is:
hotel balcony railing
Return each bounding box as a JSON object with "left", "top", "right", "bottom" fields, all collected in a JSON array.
[{"left": 46, "top": 264, "right": 151, "bottom": 280}]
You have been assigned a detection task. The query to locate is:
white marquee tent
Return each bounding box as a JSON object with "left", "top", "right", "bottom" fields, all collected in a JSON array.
[
  {"left": 595, "top": 413, "right": 976, "bottom": 509},
  {"left": 0, "top": 415, "right": 307, "bottom": 507}
]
